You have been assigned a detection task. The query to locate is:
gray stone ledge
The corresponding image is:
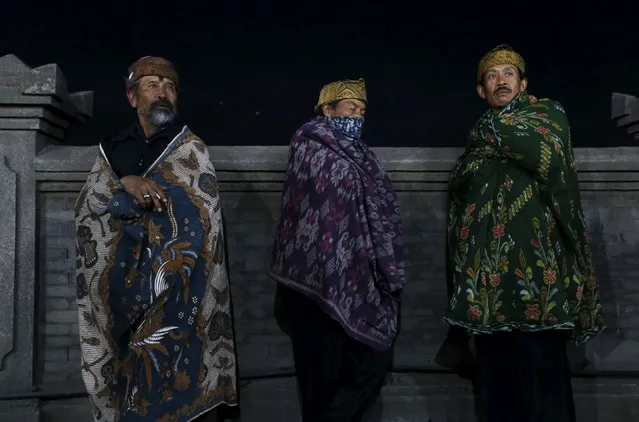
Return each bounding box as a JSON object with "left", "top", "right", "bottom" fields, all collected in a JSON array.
[
  {"left": 35, "top": 145, "right": 639, "bottom": 173},
  {"left": 0, "top": 54, "right": 93, "bottom": 120},
  {"left": 35, "top": 180, "right": 639, "bottom": 194}
]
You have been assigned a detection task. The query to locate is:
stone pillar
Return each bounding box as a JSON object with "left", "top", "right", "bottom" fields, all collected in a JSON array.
[
  {"left": 612, "top": 92, "right": 639, "bottom": 140},
  {"left": 0, "top": 54, "right": 92, "bottom": 422}
]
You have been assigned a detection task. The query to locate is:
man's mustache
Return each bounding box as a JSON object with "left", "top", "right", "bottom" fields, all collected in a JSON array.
[
  {"left": 149, "top": 99, "right": 174, "bottom": 111},
  {"left": 494, "top": 86, "right": 511, "bottom": 95}
]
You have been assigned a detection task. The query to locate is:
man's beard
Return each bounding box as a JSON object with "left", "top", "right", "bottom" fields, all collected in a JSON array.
[{"left": 148, "top": 99, "right": 177, "bottom": 127}]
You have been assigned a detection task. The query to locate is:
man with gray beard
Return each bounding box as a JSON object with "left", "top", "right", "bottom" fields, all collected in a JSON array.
[
  {"left": 76, "top": 56, "right": 238, "bottom": 421},
  {"left": 101, "top": 56, "right": 183, "bottom": 201}
]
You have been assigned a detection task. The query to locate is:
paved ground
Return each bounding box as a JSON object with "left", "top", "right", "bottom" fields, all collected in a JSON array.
[{"left": 32, "top": 374, "right": 639, "bottom": 422}]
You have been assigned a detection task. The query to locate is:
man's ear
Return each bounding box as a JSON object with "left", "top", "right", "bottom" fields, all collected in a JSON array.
[
  {"left": 126, "top": 90, "right": 137, "bottom": 108},
  {"left": 520, "top": 78, "right": 528, "bottom": 91},
  {"left": 476, "top": 83, "right": 487, "bottom": 99}
]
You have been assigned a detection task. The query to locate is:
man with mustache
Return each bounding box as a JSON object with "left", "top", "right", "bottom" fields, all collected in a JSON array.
[
  {"left": 75, "top": 56, "right": 237, "bottom": 421},
  {"left": 100, "top": 56, "right": 181, "bottom": 206},
  {"left": 443, "top": 45, "right": 605, "bottom": 422},
  {"left": 270, "top": 78, "right": 407, "bottom": 421}
]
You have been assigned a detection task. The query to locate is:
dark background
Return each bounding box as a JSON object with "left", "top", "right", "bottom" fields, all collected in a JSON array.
[{"left": 2, "top": 1, "right": 638, "bottom": 147}]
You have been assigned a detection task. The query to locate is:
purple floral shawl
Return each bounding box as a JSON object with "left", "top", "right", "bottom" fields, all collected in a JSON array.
[{"left": 270, "top": 116, "right": 407, "bottom": 350}]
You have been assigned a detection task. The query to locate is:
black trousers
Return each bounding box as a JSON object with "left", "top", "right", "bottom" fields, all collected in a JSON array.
[
  {"left": 288, "top": 289, "right": 392, "bottom": 422},
  {"left": 475, "top": 330, "right": 577, "bottom": 422}
]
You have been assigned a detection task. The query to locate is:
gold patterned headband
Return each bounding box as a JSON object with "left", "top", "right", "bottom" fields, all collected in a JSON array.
[
  {"left": 315, "top": 78, "right": 367, "bottom": 112},
  {"left": 477, "top": 45, "right": 525, "bottom": 83}
]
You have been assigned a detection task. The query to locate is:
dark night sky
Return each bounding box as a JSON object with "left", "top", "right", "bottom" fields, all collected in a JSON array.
[{"left": 2, "top": 1, "right": 638, "bottom": 147}]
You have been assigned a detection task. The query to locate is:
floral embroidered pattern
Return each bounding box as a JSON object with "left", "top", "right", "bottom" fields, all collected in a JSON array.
[{"left": 444, "top": 92, "right": 605, "bottom": 345}]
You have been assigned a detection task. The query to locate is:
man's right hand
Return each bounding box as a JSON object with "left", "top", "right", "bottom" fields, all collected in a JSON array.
[{"left": 120, "top": 175, "right": 168, "bottom": 212}]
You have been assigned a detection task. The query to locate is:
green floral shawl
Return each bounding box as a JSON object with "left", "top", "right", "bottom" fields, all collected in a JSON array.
[{"left": 443, "top": 92, "right": 605, "bottom": 345}]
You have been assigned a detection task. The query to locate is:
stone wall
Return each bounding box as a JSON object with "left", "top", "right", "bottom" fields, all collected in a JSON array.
[
  {"left": 36, "top": 144, "right": 639, "bottom": 377},
  {"left": 37, "top": 192, "right": 80, "bottom": 384},
  {"left": 32, "top": 145, "right": 639, "bottom": 421},
  {"left": 2, "top": 53, "right": 638, "bottom": 421},
  {"left": 0, "top": 54, "right": 92, "bottom": 422}
]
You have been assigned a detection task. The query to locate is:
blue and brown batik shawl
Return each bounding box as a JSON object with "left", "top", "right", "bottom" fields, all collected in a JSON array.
[
  {"left": 74, "top": 126, "right": 237, "bottom": 421},
  {"left": 270, "top": 117, "right": 407, "bottom": 350}
]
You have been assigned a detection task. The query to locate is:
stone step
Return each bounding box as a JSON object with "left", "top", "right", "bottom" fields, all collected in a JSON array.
[{"left": 31, "top": 374, "right": 639, "bottom": 422}]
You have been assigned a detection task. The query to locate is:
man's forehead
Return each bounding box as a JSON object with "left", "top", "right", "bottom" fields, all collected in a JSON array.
[
  {"left": 486, "top": 64, "right": 518, "bottom": 73},
  {"left": 139, "top": 75, "right": 176, "bottom": 84},
  {"left": 340, "top": 98, "right": 367, "bottom": 108}
]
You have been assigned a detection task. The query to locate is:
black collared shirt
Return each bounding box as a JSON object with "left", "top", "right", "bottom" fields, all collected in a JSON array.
[{"left": 100, "top": 120, "right": 185, "bottom": 178}]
